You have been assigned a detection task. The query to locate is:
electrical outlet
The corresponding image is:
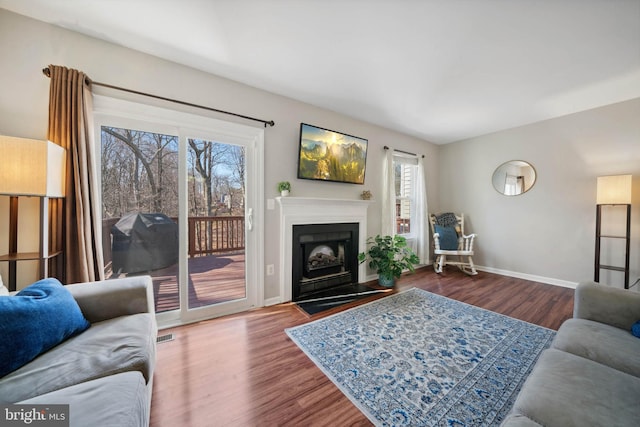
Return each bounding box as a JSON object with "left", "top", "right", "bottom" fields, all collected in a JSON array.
[{"left": 266, "top": 264, "right": 274, "bottom": 276}]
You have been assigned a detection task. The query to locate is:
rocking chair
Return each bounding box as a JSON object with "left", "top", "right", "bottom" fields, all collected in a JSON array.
[{"left": 428, "top": 212, "right": 477, "bottom": 275}]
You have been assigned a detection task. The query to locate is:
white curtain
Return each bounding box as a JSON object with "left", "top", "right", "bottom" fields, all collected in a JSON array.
[
  {"left": 414, "top": 156, "right": 429, "bottom": 264},
  {"left": 381, "top": 148, "right": 396, "bottom": 236}
]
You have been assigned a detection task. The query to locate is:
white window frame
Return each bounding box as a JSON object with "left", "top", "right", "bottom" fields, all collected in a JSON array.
[{"left": 393, "top": 153, "right": 418, "bottom": 238}]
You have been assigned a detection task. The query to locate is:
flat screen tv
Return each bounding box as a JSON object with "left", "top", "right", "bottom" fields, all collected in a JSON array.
[{"left": 297, "top": 123, "right": 368, "bottom": 185}]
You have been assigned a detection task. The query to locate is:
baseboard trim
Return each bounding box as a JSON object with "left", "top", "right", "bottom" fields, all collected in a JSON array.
[
  {"left": 476, "top": 266, "right": 578, "bottom": 289},
  {"left": 264, "top": 296, "right": 283, "bottom": 306}
]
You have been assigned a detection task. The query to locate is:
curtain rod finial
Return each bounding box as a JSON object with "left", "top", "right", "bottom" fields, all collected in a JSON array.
[{"left": 42, "top": 67, "right": 51, "bottom": 77}]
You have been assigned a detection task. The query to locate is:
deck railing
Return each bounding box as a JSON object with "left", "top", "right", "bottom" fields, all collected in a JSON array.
[
  {"left": 188, "top": 216, "right": 245, "bottom": 256},
  {"left": 102, "top": 215, "right": 245, "bottom": 265}
]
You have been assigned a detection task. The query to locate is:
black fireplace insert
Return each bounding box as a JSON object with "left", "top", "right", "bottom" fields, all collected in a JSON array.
[{"left": 292, "top": 223, "right": 359, "bottom": 301}]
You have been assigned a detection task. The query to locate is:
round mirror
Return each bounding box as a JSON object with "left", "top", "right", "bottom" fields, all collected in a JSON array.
[{"left": 492, "top": 160, "right": 536, "bottom": 196}]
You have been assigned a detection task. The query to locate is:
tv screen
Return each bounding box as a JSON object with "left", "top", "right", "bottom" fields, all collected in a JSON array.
[{"left": 297, "top": 123, "right": 368, "bottom": 185}]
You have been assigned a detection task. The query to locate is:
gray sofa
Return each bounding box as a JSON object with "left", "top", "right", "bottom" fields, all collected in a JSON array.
[
  {"left": 0, "top": 276, "right": 157, "bottom": 427},
  {"left": 502, "top": 281, "right": 640, "bottom": 426}
]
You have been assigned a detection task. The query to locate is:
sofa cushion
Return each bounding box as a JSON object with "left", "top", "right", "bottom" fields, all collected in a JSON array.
[
  {"left": 19, "top": 371, "right": 149, "bottom": 427},
  {"left": 0, "top": 278, "right": 90, "bottom": 377},
  {"left": 0, "top": 313, "right": 156, "bottom": 403},
  {"left": 551, "top": 318, "right": 640, "bottom": 378},
  {"left": 509, "top": 349, "right": 640, "bottom": 427}
]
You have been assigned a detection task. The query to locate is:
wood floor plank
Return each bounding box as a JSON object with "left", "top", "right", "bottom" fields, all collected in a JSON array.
[{"left": 149, "top": 267, "right": 575, "bottom": 427}]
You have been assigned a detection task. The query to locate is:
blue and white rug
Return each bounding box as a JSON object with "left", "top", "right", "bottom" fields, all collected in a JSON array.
[{"left": 285, "top": 288, "right": 555, "bottom": 426}]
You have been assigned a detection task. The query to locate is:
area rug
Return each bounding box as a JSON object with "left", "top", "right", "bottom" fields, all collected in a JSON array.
[{"left": 285, "top": 288, "right": 555, "bottom": 426}]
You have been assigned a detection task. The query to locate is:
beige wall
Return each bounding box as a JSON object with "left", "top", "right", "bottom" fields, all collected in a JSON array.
[
  {"left": 0, "top": 9, "right": 438, "bottom": 297},
  {"left": 438, "top": 98, "right": 640, "bottom": 289}
]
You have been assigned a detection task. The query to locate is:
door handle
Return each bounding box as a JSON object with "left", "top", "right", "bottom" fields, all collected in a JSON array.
[{"left": 247, "top": 208, "right": 253, "bottom": 231}]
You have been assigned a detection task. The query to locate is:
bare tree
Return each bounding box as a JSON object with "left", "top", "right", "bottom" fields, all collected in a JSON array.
[
  {"left": 101, "top": 127, "right": 178, "bottom": 217},
  {"left": 229, "top": 146, "right": 246, "bottom": 211},
  {"left": 188, "top": 139, "right": 230, "bottom": 216},
  {"left": 101, "top": 128, "right": 243, "bottom": 220}
]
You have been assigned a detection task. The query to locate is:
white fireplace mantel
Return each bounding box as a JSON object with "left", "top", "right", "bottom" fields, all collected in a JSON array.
[{"left": 277, "top": 197, "right": 373, "bottom": 302}]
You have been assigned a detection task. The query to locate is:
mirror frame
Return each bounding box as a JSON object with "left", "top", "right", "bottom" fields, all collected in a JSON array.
[{"left": 492, "top": 160, "right": 537, "bottom": 196}]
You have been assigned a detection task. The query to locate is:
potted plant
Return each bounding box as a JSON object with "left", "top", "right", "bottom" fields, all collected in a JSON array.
[
  {"left": 358, "top": 234, "right": 420, "bottom": 287},
  {"left": 277, "top": 181, "right": 291, "bottom": 196}
]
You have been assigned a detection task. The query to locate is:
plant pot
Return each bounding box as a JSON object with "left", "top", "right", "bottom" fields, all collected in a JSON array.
[
  {"left": 377, "top": 272, "right": 395, "bottom": 288},
  {"left": 280, "top": 190, "right": 289, "bottom": 197}
]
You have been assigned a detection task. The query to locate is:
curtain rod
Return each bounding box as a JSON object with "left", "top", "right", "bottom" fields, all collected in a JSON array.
[
  {"left": 384, "top": 146, "right": 424, "bottom": 158},
  {"left": 42, "top": 67, "right": 275, "bottom": 128}
]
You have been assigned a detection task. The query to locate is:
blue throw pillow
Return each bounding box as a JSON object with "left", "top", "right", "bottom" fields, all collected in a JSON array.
[
  {"left": 434, "top": 225, "right": 459, "bottom": 250},
  {"left": 632, "top": 320, "right": 640, "bottom": 338},
  {"left": 0, "top": 278, "right": 90, "bottom": 377}
]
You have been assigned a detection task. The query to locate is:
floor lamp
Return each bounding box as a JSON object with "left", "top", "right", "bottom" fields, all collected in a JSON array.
[
  {"left": 0, "top": 136, "right": 66, "bottom": 291},
  {"left": 594, "top": 174, "right": 632, "bottom": 288}
]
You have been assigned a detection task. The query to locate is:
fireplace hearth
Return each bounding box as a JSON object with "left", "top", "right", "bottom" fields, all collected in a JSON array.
[{"left": 293, "top": 223, "right": 359, "bottom": 301}]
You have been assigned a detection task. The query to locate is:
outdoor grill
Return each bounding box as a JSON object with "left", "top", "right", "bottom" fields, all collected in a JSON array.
[{"left": 111, "top": 212, "right": 178, "bottom": 274}]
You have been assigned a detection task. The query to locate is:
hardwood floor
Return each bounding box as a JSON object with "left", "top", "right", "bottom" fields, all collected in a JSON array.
[{"left": 149, "top": 268, "right": 575, "bottom": 427}]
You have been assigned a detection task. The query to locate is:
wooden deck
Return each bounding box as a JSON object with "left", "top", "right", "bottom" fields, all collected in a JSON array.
[
  {"left": 103, "top": 215, "right": 247, "bottom": 312},
  {"left": 109, "top": 252, "right": 245, "bottom": 313}
]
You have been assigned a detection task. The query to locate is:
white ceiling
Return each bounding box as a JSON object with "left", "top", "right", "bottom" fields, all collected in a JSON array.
[{"left": 2, "top": 0, "right": 639, "bottom": 144}]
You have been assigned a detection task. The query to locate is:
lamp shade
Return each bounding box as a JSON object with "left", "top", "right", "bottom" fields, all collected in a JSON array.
[
  {"left": 596, "top": 174, "right": 632, "bottom": 205},
  {"left": 0, "top": 136, "right": 66, "bottom": 197}
]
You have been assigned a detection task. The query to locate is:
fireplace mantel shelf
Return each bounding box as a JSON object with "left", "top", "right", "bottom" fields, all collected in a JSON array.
[{"left": 276, "top": 196, "right": 374, "bottom": 207}]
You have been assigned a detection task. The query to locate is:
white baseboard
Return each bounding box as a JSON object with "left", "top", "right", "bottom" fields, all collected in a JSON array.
[
  {"left": 263, "top": 296, "right": 283, "bottom": 306},
  {"left": 476, "top": 266, "right": 578, "bottom": 289},
  {"left": 361, "top": 274, "right": 379, "bottom": 284}
]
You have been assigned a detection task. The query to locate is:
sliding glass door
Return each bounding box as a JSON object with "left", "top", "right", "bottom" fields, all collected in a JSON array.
[
  {"left": 101, "top": 126, "right": 181, "bottom": 312},
  {"left": 186, "top": 138, "right": 247, "bottom": 309},
  {"left": 95, "top": 96, "right": 264, "bottom": 326}
]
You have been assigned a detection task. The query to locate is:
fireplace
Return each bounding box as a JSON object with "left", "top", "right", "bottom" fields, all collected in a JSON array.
[
  {"left": 277, "top": 197, "right": 372, "bottom": 303},
  {"left": 292, "top": 223, "right": 359, "bottom": 301}
]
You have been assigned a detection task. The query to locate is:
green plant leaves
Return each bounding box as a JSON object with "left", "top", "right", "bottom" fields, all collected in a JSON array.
[{"left": 358, "top": 234, "right": 420, "bottom": 279}]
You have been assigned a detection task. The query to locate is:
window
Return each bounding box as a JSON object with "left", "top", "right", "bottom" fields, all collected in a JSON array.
[{"left": 393, "top": 154, "right": 418, "bottom": 236}]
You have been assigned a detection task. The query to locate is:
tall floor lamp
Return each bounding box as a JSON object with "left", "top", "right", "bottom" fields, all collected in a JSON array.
[
  {"left": 0, "top": 136, "right": 66, "bottom": 291},
  {"left": 594, "top": 175, "right": 632, "bottom": 288}
]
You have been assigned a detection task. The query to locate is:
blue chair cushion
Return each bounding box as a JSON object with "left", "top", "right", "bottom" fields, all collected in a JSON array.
[
  {"left": 0, "top": 278, "right": 91, "bottom": 377},
  {"left": 435, "top": 225, "right": 459, "bottom": 250}
]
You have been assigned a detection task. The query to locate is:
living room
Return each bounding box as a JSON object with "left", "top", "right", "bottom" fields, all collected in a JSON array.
[
  {"left": 1, "top": 3, "right": 639, "bottom": 297},
  {"left": 1, "top": 2, "right": 639, "bottom": 426}
]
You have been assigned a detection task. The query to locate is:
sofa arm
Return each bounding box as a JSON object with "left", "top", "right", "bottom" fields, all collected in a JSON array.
[
  {"left": 66, "top": 276, "right": 155, "bottom": 324},
  {"left": 573, "top": 281, "right": 640, "bottom": 330}
]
